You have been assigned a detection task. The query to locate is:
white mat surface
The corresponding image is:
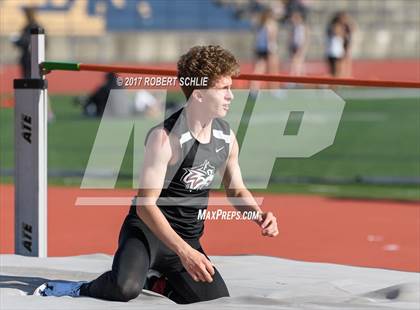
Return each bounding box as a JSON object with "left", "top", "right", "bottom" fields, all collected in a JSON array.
[{"left": 1, "top": 254, "right": 419, "bottom": 310}]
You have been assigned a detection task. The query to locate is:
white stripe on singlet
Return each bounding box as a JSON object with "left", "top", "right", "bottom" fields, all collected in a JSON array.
[
  {"left": 179, "top": 132, "right": 193, "bottom": 147},
  {"left": 212, "top": 129, "right": 231, "bottom": 143}
]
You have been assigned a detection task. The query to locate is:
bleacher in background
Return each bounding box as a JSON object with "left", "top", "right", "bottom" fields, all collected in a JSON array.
[
  {"left": 0, "top": 0, "right": 250, "bottom": 34},
  {"left": 103, "top": 0, "right": 250, "bottom": 31},
  {"left": 0, "top": 0, "right": 419, "bottom": 63}
]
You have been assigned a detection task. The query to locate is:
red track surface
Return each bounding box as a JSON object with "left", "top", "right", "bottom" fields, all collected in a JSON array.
[{"left": 1, "top": 184, "right": 419, "bottom": 272}]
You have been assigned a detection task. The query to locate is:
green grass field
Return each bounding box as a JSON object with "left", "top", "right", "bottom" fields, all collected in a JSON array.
[{"left": 1, "top": 90, "right": 419, "bottom": 200}]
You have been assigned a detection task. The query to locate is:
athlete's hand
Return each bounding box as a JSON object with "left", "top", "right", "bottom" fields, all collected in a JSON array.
[
  {"left": 179, "top": 247, "right": 215, "bottom": 283},
  {"left": 257, "top": 212, "right": 279, "bottom": 237}
]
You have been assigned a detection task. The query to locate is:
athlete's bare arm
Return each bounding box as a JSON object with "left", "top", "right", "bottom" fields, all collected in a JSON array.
[
  {"left": 136, "top": 128, "right": 215, "bottom": 282},
  {"left": 222, "top": 130, "right": 279, "bottom": 237}
]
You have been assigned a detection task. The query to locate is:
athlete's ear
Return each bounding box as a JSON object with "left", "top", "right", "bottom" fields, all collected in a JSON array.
[{"left": 192, "top": 89, "right": 204, "bottom": 103}]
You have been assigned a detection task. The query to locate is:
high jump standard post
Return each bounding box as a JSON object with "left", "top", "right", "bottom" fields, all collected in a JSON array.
[{"left": 13, "top": 27, "right": 48, "bottom": 257}]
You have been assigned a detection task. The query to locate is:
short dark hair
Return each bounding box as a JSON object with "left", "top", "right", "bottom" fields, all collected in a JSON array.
[{"left": 177, "top": 45, "right": 239, "bottom": 99}]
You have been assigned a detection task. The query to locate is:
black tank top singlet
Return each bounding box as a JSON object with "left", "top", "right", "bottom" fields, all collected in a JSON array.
[{"left": 130, "top": 108, "right": 231, "bottom": 239}]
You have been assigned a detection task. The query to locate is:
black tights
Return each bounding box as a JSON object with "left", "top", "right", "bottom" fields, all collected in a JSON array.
[{"left": 80, "top": 214, "right": 229, "bottom": 304}]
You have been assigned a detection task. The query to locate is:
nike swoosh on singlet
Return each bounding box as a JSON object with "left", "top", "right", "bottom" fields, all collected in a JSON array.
[{"left": 216, "top": 146, "right": 224, "bottom": 153}]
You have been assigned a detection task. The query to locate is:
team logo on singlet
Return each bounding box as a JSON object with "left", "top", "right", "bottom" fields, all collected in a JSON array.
[{"left": 181, "top": 160, "right": 215, "bottom": 191}]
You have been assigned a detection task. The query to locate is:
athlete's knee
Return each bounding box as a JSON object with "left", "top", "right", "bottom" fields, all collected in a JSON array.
[
  {"left": 202, "top": 277, "right": 230, "bottom": 302},
  {"left": 175, "top": 282, "right": 230, "bottom": 304},
  {"left": 114, "top": 280, "right": 142, "bottom": 302},
  {"left": 179, "top": 290, "right": 229, "bottom": 304},
  {"left": 206, "top": 285, "right": 230, "bottom": 301}
]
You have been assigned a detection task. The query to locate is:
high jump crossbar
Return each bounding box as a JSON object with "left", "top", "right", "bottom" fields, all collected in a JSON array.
[{"left": 41, "top": 61, "right": 420, "bottom": 89}]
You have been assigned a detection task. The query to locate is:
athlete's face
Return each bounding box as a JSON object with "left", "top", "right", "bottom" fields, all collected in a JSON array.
[{"left": 200, "top": 76, "right": 234, "bottom": 118}]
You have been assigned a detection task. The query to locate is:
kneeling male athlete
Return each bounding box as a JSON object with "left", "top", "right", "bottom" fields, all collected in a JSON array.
[{"left": 35, "top": 45, "right": 278, "bottom": 304}]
